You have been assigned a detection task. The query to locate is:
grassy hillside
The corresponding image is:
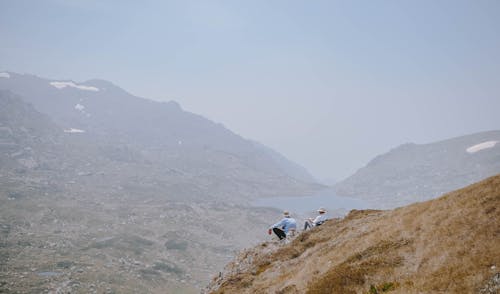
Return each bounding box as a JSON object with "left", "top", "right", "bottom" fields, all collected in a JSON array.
[{"left": 207, "top": 174, "right": 500, "bottom": 293}]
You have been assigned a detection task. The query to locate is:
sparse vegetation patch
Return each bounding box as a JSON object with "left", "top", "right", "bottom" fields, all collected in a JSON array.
[
  {"left": 165, "top": 239, "right": 188, "bottom": 251},
  {"left": 153, "top": 261, "right": 184, "bottom": 275}
]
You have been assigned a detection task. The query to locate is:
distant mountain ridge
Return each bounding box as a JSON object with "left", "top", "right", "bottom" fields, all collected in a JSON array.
[
  {"left": 334, "top": 130, "right": 500, "bottom": 208},
  {"left": 0, "top": 71, "right": 317, "bottom": 185}
]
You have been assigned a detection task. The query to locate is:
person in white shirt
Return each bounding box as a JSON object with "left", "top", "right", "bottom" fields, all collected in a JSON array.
[{"left": 303, "top": 207, "right": 327, "bottom": 230}]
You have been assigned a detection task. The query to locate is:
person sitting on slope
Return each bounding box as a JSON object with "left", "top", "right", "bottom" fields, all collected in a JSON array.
[
  {"left": 303, "top": 207, "right": 327, "bottom": 230},
  {"left": 268, "top": 211, "right": 297, "bottom": 240}
]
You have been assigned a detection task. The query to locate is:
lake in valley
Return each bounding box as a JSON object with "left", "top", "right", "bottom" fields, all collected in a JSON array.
[{"left": 252, "top": 187, "right": 370, "bottom": 217}]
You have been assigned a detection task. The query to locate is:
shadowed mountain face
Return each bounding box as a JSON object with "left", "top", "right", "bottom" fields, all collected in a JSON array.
[
  {"left": 205, "top": 175, "right": 500, "bottom": 294},
  {"left": 0, "top": 74, "right": 322, "bottom": 293},
  {"left": 0, "top": 90, "right": 63, "bottom": 171},
  {"left": 334, "top": 130, "right": 500, "bottom": 208}
]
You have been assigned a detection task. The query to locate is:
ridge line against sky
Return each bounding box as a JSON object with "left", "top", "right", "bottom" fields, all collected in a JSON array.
[{"left": 1, "top": 0, "right": 500, "bottom": 181}]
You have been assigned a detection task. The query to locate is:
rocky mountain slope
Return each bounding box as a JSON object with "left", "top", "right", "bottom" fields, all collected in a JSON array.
[
  {"left": 0, "top": 73, "right": 322, "bottom": 293},
  {"left": 0, "top": 71, "right": 317, "bottom": 184},
  {"left": 206, "top": 174, "right": 500, "bottom": 293},
  {"left": 0, "top": 90, "right": 62, "bottom": 170},
  {"left": 335, "top": 130, "right": 500, "bottom": 208}
]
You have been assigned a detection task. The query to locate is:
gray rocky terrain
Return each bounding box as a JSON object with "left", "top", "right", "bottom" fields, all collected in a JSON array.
[{"left": 0, "top": 73, "right": 322, "bottom": 293}]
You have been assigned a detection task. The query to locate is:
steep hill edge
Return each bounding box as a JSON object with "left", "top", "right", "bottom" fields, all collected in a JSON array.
[{"left": 205, "top": 174, "right": 500, "bottom": 293}]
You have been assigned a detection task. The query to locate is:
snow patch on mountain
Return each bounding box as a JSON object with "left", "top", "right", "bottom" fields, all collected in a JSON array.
[
  {"left": 50, "top": 81, "right": 99, "bottom": 92},
  {"left": 0, "top": 72, "right": 10, "bottom": 78},
  {"left": 466, "top": 141, "right": 498, "bottom": 153},
  {"left": 75, "top": 104, "right": 85, "bottom": 111},
  {"left": 74, "top": 103, "right": 91, "bottom": 117},
  {"left": 64, "top": 128, "right": 85, "bottom": 133}
]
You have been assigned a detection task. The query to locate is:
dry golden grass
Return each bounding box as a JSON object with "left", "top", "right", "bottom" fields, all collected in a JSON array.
[
  {"left": 306, "top": 239, "right": 408, "bottom": 294},
  {"left": 209, "top": 174, "right": 500, "bottom": 294}
]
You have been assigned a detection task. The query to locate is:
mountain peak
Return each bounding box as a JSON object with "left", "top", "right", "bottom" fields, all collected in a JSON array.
[
  {"left": 0, "top": 71, "right": 317, "bottom": 185},
  {"left": 335, "top": 130, "right": 500, "bottom": 208}
]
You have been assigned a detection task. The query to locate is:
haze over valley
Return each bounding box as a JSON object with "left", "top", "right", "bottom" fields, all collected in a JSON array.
[
  {"left": 1, "top": 70, "right": 499, "bottom": 293},
  {"left": 1, "top": 1, "right": 500, "bottom": 293}
]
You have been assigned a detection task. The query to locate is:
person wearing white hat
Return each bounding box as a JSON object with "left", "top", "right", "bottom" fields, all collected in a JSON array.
[
  {"left": 268, "top": 211, "right": 297, "bottom": 240},
  {"left": 303, "top": 207, "right": 327, "bottom": 230}
]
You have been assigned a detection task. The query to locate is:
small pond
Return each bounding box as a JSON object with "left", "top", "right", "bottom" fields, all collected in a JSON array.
[{"left": 37, "top": 271, "right": 62, "bottom": 277}]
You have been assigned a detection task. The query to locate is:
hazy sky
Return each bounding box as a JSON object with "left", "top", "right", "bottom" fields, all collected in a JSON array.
[{"left": 1, "top": 0, "right": 500, "bottom": 181}]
